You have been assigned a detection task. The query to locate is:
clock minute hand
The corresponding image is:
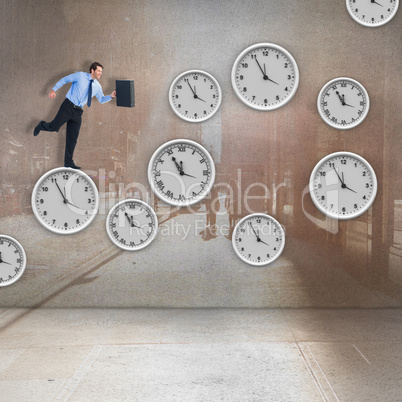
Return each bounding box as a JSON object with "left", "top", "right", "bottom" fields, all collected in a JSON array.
[
  {"left": 55, "top": 180, "right": 68, "bottom": 204},
  {"left": 172, "top": 157, "right": 183, "bottom": 173},
  {"left": 333, "top": 167, "right": 344, "bottom": 185}
]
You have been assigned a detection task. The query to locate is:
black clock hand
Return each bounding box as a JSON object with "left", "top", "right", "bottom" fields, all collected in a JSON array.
[
  {"left": 187, "top": 81, "right": 206, "bottom": 102},
  {"left": 333, "top": 167, "right": 344, "bottom": 185},
  {"left": 179, "top": 160, "right": 197, "bottom": 177},
  {"left": 371, "top": 0, "right": 383, "bottom": 6},
  {"left": 62, "top": 187, "right": 81, "bottom": 209},
  {"left": 172, "top": 158, "right": 197, "bottom": 178},
  {"left": 55, "top": 180, "right": 68, "bottom": 204},
  {"left": 193, "top": 86, "right": 206, "bottom": 102},
  {"left": 125, "top": 212, "right": 139, "bottom": 228},
  {"left": 0, "top": 253, "right": 12, "bottom": 266},
  {"left": 255, "top": 58, "right": 279, "bottom": 85},
  {"left": 336, "top": 91, "right": 355, "bottom": 108},
  {"left": 172, "top": 157, "right": 183, "bottom": 173},
  {"left": 249, "top": 222, "right": 270, "bottom": 246},
  {"left": 340, "top": 172, "right": 358, "bottom": 193}
]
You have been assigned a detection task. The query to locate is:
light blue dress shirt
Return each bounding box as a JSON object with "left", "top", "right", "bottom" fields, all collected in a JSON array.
[{"left": 52, "top": 72, "right": 112, "bottom": 108}]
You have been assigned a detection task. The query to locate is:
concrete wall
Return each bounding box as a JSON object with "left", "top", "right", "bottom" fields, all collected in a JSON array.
[{"left": 1, "top": 0, "right": 401, "bottom": 307}]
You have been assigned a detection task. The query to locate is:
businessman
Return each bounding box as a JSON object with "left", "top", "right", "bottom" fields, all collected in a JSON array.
[{"left": 34, "top": 62, "right": 116, "bottom": 169}]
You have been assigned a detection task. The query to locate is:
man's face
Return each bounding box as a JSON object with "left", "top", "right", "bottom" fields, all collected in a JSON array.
[{"left": 92, "top": 66, "right": 103, "bottom": 80}]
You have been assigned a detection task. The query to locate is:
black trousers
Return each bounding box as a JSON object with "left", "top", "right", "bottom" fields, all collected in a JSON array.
[{"left": 39, "top": 98, "right": 83, "bottom": 165}]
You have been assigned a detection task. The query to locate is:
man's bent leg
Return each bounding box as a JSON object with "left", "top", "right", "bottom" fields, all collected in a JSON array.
[{"left": 37, "top": 99, "right": 71, "bottom": 134}]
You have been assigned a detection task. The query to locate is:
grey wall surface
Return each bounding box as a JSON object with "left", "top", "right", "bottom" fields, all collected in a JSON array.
[{"left": 0, "top": 0, "right": 401, "bottom": 308}]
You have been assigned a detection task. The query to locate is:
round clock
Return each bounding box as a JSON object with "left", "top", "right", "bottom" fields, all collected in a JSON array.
[
  {"left": 106, "top": 199, "right": 158, "bottom": 251},
  {"left": 317, "top": 77, "right": 370, "bottom": 130},
  {"left": 346, "top": 0, "right": 399, "bottom": 27},
  {"left": 231, "top": 43, "right": 299, "bottom": 111},
  {"left": 309, "top": 151, "right": 377, "bottom": 220},
  {"left": 232, "top": 213, "right": 285, "bottom": 266},
  {"left": 0, "top": 235, "right": 27, "bottom": 287},
  {"left": 32, "top": 167, "right": 99, "bottom": 234},
  {"left": 148, "top": 139, "right": 215, "bottom": 207},
  {"left": 169, "top": 70, "right": 222, "bottom": 122}
]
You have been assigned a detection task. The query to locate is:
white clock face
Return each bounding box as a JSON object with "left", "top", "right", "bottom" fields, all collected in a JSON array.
[
  {"left": 148, "top": 139, "right": 215, "bottom": 207},
  {"left": 32, "top": 167, "right": 99, "bottom": 234},
  {"left": 317, "top": 77, "right": 370, "bottom": 130},
  {"left": 309, "top": 152, "right": 377, "bottom": 220},
  {"left": 0, "top": 235, "right": 27, "bottom": 287},
  {"left": 232, "top": 214, "right": 285, "bottom": 266},
  {"left": 169, "top": 70, "right": 222, "bottom": 122},
  {"left": 346, "top": 0, "right": 399, "bottom": 27},
  {"left": 106, "top": 199, "right": 158, "bottom": 251},
  {"left": 231, "top": 43, "right": 299, "bottom": 111}
]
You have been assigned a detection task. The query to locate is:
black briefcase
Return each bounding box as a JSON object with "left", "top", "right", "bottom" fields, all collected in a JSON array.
[{"left": 116, "top": 80, "right": 135, "bottom": 107}]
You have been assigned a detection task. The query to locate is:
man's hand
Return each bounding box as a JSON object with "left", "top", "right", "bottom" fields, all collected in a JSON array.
[
  {"left": 111, "top": 90, "right": 116, "bottom": 98},
  {"left": 48, "top": 90, "right": 56, "bottom": 99}
]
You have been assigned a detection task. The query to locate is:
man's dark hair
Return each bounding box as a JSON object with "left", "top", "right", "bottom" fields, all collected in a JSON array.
[{"left": 89, "top": 62, "right": 104, "bottom": 73}]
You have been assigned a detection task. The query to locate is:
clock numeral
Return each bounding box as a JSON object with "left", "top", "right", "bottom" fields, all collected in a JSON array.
[{"left": 166, "top": 190, "right": 174, "bottom": 199}]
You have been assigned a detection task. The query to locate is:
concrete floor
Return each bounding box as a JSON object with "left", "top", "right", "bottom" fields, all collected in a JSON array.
[{"left": 0, "top": 308, "right": 401, "bottom": 401}]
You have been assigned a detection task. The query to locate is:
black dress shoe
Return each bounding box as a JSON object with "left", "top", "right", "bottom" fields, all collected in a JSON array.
[
  {"left": 33, "top": 121, "right": 44, "bottom": 136},
  {"left": 64, "top": 163, "right": 81, "bottom": 169}
]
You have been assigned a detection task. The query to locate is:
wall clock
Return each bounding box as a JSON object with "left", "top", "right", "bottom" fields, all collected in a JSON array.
[
  {"left": 106, "top": 199, "right": 158, "bottom": 251},
  {"left": 148, "top": 139, "right": 215, "bottom": 207},
  {"left": 231, "top": 43, "right": 299, "bottom": 111},
  {"left": 346, "top": 0, "right": 399, "bottom": 27},
  {"left": 317, "top": 77, "right": 370, "bottom": 130},
  {"left": 169, "top": 70, "right": 222, "bottom": 122},
  {"left": 232, "top": 213, "right": 285, "bottom": 266},
  {"left": 309, "top": 151, "right": 377, "bottom": 220},
  {"left": 0, "top": 235, "right": 27, "bottom": 287},
  {"left": 32, "top": 167, "right": 99, "bottom": 234}
]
